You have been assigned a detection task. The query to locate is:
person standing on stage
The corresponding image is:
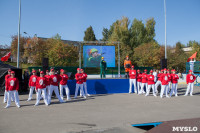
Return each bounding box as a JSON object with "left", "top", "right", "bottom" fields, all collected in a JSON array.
[
  {"left": 184, "top": 70, "right": 196, "bottom": 96},
  {"left": 139, "top": 69, "right": 148, "bottom": 94},
  {"left": 80, "top": 69, "right": 90, "bottom": 96},
  {"left": 124, "top": 56, "right": 132, "bottom": 79},
  {"left": 35, "top": 71, "right": 48, "bottom": 106},
  {"left": 44, "top": 70, "right": 50, "bottom": 98},
  {"left": 129, "top": 65, "right": 137, "bottom": 94},
  {"left": 74, "top": 68, "right": 86, "bottom": 99},
  {"left": 27, "top": 70, "right": 37, "bottom": 101},
  {"left": 145, "top": 70, "right": 156, "bottom": 97},
  {"left": 48, "top": 69, "right": 65, "bottom": 104},
  {"left": 3, "top": 69, "right": 14, "bottom": 103},
  {"left": 4, "top": 71, "right": 20, "bottom": 108},
  {"left": 160, "top": 68, "right": 170, "bottom": 98},
  {"left": 170, "top": 69, "right": 179, "bottom": 97},
  {"left": 100, "top": 57, "right": 107, "bottom": 79},
  {"left": 59, "top": 69, "right": 71, "bottom": 100},
  {"left": 155, "top": 69, "right": 163, "bottom": 94},
  {"left": 136, "top": 69, "right": 142, "bottom": 94}
]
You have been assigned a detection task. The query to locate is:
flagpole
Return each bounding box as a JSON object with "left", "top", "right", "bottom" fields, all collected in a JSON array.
[
  {"left": 17, "top": 0, "right": 21, "bottom": 68},
  {"left": 164, "top": 0, "right": 167, "bottom": 59}
]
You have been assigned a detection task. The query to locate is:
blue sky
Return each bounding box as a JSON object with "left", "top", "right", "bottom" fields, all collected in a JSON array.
[{"left": 0, "top": 0, "right": 199, "bottom": 46}]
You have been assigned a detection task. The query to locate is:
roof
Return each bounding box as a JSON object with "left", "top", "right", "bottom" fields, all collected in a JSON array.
[{"left": 0, "top": 61, "right": 18, "bottom": 69}]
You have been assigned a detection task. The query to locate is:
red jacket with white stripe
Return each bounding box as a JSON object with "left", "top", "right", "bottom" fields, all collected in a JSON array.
[
  {"left": 36, "top": 77, "right": 46, "bottom": 90},
  {"left": 59, "top": 74, "right": 68, "bottom": 85},
  {"left": 75, "top": 73, "right": 84, "bottom": 84},
  {"left": 6, "top": 77, "right": 19, "bottom": 91},
  {"left": 171, "top": 74, "right": 179, "bottom": 84},
  {"left": 82, "top": 73, "right": 87, "bottom": 82},
  {"left": 50, "top": 74, "right": 61, "bottom": 86},
  {"left": 141, "top": 73, "right": 148, "bottom": 83},
  {"left": 129, "top": 70, "right": 136, "bottom": 79},
  {"left": 29, "top": 75, "right": 37, "bottom": 87},
  {"left": 186, "top": 74, "right": 196, "bottom": 84},
  {"left": 161, "top": 74, "right": 169, "bottom": 85},
  {"left": 167, "top": 73, "right": 171, "bottom": 82},
  {"left": 5, "top": 74, "right": 11, "bottom": 88},
  {"left": 147, "top": 74, "right": 155, "bottom": 85},
  {"left": 136, "top": 73, "right": 142, "bottom": 82}
]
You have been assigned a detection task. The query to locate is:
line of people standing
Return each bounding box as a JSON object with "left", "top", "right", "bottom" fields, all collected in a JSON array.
[
  {"left": 129, "top": 66, "right": 196, "bottom": 98},
  {"left": 3, "top": 68, "right": 90, "bottom": 108}
]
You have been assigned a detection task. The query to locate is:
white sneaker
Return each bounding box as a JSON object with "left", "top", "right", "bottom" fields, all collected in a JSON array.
[
  {"left": 129, "top": 92, "right": 131, "bottom": 94},
  {"left": 145, "top": 94, "right": 148, "bottom": 97},
  {"left": 84, "top": 96, "right": 87, "bottom": 99},
  {"left": 17, "top": 105, "right": 21, "bottom": 108},
  {"left": 153, "top": 94, "right": 157, "bottom": 97},
  {"left": 190, "top": 94, "right": 193, "bottom": 96},
  {"left": 184, "top": 94, "right": 187, "bottom": 96},
  {"left": 175, "top": 95, "right": 178, "bottom": 97},
  {"left": 67, "top": 98, "right": 71, "bottom": 101},
  {"left": 166, "top": 95, "right": 170, "bottom": 98},
  {"left": 87, "top": 94, "right": 91, "bottom": 96},
  {"left": 27, "top": 99, "right": 31, "bottom": 101},
  {"left": 4, "top": 105, "right": 9, "bottom": 108},
  {"left": 160, "top": 96, "right": 163, "bottom": 98},
  {"left": 34, "top": 104, "right": 38, "bottom": 106}
]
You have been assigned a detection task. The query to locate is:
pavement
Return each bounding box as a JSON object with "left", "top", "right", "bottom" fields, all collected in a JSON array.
[{"left": 0, "top": 84, "right": 200, "bottom": 133}]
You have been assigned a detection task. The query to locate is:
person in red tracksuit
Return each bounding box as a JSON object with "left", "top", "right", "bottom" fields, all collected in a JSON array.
[
  {"left": 139, "top": 69, "right": 148, "bottom": 94},
  {"left": 166, "top": 69, "right": 172, "bottom": 94},
  {"left": 5, "top": 71, "right": 20, "bottom": 108},
  {"left": 136, "top": 70, "right": 142, "bottom": 94},
  {"left": 184, "top": 70, "right": 196, "bottom": 96},
  {"left": 129, "top": 65, "right": 137, "bottom": 94},
  {"left": 27, "top": 70, "right": 38, "bottom": 101},
  {"left": 35, "top": 71, "right": 48, "bottom": 106},
  {"left": 44, "top": 70, "right": 51, "bottom": 98},
  {"left": 80, "top": 69, "right": 90, "bottom": 97},
  {"left": 145, "top": 70, "right": 156, "bottom": 97},
  {"left": 155, "top": 69, "right": 163, "bottom": 94},
  {"left": 48, "top": 69, "right": 65, "bottom": 104},
  {"left": 160, "top": 68, "right": 170, "bottom": 98},
  {"left": 4, "top": 69, "right": 14, "bottom": 103},
  {"left": 59, "top": 69, "right": 71, "bottom": 100},
  {"left": 74, "top": 68, "right": 86, "bottom": 99},
  {"left": 170, "top": 69, "right": 179, "bottom": 97}
]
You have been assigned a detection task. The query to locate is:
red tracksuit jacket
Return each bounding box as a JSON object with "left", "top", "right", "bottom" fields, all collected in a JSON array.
[
  {"left": 147, "top": 74, "right": 155, "bottom": 85},
  {"left": 171, "top": 74, "right": 179, "bottom": 84},
  {"left": 137, "top": 73, "right": 142, "bottom": 82},
  {"left": 59, "top": 74, "right": 68, "bottom": 85},
  {"left": 161, "top": 74, "right": 169, "bottom": 85},
  {"left": 44, "top": 75, "right": 51, "bottom": 86},
  {"left": 129, "top": 70, "right": 136, "bottom": 79},
  {"left": 29, "top": 75, "right": 37, "bottom": 87},
  {"left": 5, "top": 74, "right": 11, "bottom": 88},
  {"left": 50, "top": 74, "right": 61, "bottom": 86},
  {"left": 6, "top": 77, "right": 19, "bottom": 91},
  {"left": 141, "top": 73, "right": 148, "bottom": 83},
  {"left": 36, "top": 77, "right": 46, "bottom": 90},
  {"left": 186, "top": 74, "right": 196, "bottom": 84},
  {"left": 157, "top": 73, "right": 163, "bottom": 81},
  {"left": 75, "top": 73, "right": 84, "bottom": 84},
  {"left": 82, "top": 73, "right": 87, "bottom": 82}
]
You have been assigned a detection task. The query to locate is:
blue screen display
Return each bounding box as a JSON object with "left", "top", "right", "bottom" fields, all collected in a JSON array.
[{"left": 83, "top": 46, "right": 115, "bottom": 67}]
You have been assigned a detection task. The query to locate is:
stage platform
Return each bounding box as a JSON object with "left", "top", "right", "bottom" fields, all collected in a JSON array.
[{"left": 68, "top": 78, "right": 131, "bottom": 95}]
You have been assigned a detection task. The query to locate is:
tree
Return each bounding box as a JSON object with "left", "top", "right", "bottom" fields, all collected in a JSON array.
[
  {"left": 83, "top": 26, "right": 96, "bottom": 41},
  {"left": 129, "top": 18, "right": 145, "bottom": 48},
  {"left": 133, "top": 42, "right": 161, "bottom": 68},
  {"left": 47, "top": 35, "right": 79, "bottom": 66},
  {"left": 144, "top": 18, "right": 156, "bottom": 42}
]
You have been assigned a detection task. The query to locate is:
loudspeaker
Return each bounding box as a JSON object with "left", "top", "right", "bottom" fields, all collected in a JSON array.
[
  {"left": 42, "top": 58, "right": 49, "bottom": 72},
  {"left": 161, "top": 59, "right": 167, "bottom": 69}
]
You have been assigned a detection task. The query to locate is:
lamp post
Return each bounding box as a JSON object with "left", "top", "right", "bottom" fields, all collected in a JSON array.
[
  {"left": 164, "top": 0, "right": 167, "bottom": 59},
  {"left": 17, "top": 0, "right": 21, "bottom": 68}
]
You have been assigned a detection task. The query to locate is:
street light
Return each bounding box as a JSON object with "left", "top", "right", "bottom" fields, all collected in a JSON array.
[
  {"left": 17, "top": 0, "right": 21, "bottom": 68},
  {"left": 164, "top": 0, "right": 167, "bottom": 59}
]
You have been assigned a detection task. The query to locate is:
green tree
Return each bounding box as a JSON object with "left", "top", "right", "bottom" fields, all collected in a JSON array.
[
  {"left": 144, "top": 18, "right": 156, "bottom": 42},
  {"left": 84, "top": 26, "right": 96, "bottom": 41},
  {"left": 129, "top": 18, "right": 145, "bottom": 48},
  {"left": 102, "top": 28, "right": 109, "bottom": 41}
]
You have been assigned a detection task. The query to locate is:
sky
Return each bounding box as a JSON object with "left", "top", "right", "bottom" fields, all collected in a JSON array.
[{"left": 0, "top": 0, "right": 200, "bottom": 46}]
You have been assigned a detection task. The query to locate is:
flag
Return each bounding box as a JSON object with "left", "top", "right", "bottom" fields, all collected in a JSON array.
[
  {"left": 187, "top": 52, "right": 197, "bottom": 62},
  {"left": 1, "top": 52, "right": 11, "bottom": 62}
]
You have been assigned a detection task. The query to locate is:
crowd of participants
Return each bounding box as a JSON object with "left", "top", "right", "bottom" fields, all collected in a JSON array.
[
  {"left": 3, "top": 65, "right": 197, "bottom": 109},
  {"left": 3, "top": 68, "right": 90, "bottom": 108},
  {"left": 128, "top": 65, "right": 196, "bottom": 98}
]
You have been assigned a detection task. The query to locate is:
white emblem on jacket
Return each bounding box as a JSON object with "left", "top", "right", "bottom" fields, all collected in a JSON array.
[
  {"left": 39, "top": 79, "right": 43, "bottom": 85},
  {"left": 165, "top": 76, "right": 168, "bottom": 81},
  {"left": 190, "top": 76, "right": 193, "bottom": 80},
  {"left": 10, "top": 80, "right": 14, "bottom": 86},
  {"left": 53, "top": 77, "right": 57, "bottom": 82},
  {"left": 32, "top": 77, "right": 36, "bottom": 82}
]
